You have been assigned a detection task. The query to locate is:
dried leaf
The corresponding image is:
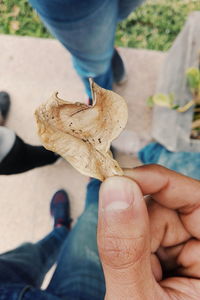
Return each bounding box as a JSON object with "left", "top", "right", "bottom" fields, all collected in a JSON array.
[
  {"left": 8, "top": 5, "right": 20, "bottom": 17},
  {"left": 35, "top": 80, "right": 128, "bottom": 181},
  {"left": 9, "top": 20, "right": 20, "bottom": 32}
]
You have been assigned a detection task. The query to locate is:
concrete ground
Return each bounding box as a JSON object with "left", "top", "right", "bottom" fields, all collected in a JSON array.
[{"left": 0, "top": 34, "right": 165, "bottom": 286}]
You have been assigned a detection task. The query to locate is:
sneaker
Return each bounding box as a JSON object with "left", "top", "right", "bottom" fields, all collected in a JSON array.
[
  {"left": 50, "top": 189, "right": 72, "bottom": 229},
  {"left": 0, "top": 92, "right": 11, "bottom": 125},
  {"left": 112, "top": 49, "right": 127, "bottom": 85}
]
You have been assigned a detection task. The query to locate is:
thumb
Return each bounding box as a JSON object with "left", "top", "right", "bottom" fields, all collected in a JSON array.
[{"left": 97, "top": 176, "right": 155, "bottom": 300}]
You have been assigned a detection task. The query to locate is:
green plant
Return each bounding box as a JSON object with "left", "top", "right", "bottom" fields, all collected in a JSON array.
[
  {"left": 186, "top": 67, "right": 200, "bottom": 98},
  {"left": 147, "top": 65, "right": 200, "bottom": 139}
]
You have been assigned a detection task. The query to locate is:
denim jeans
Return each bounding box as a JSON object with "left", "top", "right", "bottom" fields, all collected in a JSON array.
[
  {"left": 139, "top": 142, "right": 200, "bottom": 180},
  {"left": 28, "top": 0, "right": 144, "bottom": 97},
  {"left": 0, "top": 226, "right": 67, "bottom": 300},
  {"left": 0, "top": 179, "right": 104, "bottom": 300}
]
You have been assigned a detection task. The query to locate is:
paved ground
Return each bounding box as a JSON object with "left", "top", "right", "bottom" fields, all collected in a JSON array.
[{"left": 0, "top": 34, "right": 165, "bottom": 286}]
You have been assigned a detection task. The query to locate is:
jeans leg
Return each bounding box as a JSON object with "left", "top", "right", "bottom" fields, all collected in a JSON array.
[
  {"left": 118, "top": 0, "right": 146, "bottom": 20},
  {"left": 84, "top": 178, "right": 101, "bottom": 210},
  {"left": 0, "top": 226, "right": 68, "bottom": 288},
  {"left": 139, "top": 142, "right": 200, "bottom": 180},
  {"left": 47, "top": 181, "right": 104, "bottom": 300},
  {"left": 29, "top": 0, "right": 118, "bottom": 97}
]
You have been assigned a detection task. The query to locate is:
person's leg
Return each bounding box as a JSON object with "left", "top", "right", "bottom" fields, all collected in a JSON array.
[
  {"left": 0, "top": 190, "right": 70, "bottom": 289},
  {"left": 139, "top": 142, "right": 200, "bottom": 180},
  {"left": 0, "top": 227, "right": 68, "bottom": 288},
  {"left": 0, "top": 126, "right": 15, "bottom": 163},
  {"left": 84, "top": 178, "right": 101, "bottom": 209},
  {"left": 0, "top": 128, "right": 59, "bottom": 175},
  {"left": 28, "top": 0, "right": 118, "bottom": 98},
  {"left": 118, "top": 0, "right": 145, "bottom": 20},
  {"left": 47, "top": 179, "right": 105, "bottom": 300},
  {"left": 0, "top": 92, "right": 14, "bottom": 162},
  {"left": 0, "top": 91, "right": 59, "bottom": 175},
  {"left": 0, "top": 91, "right": 10, "bottom": 126}
]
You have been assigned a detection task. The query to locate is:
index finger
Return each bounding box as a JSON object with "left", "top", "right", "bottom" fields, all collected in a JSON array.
[{"left": 124, "top": 164, "right": 200, "bottom": 214}]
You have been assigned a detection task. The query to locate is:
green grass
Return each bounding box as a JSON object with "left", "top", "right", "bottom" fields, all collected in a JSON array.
[
  {"left": 0, "top": 0, "right": 200, "bottom": 51},
  {"left": 116, "top": 0, "right": 200, "bottom": 51},
  {"left": 0, "top": 0, "right": 50, "bottom": 38}
]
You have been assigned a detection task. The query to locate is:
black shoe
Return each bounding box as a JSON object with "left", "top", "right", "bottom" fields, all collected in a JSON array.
[
  {"left": 112, "top": 49, "right": 127, "bottom": 85},
  {"left": 0, "top": 92, "right": 11, "bottom": 124}
]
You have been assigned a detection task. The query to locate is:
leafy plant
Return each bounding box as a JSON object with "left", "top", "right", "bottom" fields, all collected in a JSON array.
[
  {"left": 186, "top": 67, "right": 200, "bottom": 99},
  {"left": 147, "top": 65, "right": 200, "bottom": 139},
  {"left": 147, "top": 93, "right": 178, "bottom": 109}
]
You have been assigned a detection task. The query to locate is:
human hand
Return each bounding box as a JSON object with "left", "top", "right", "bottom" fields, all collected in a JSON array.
[{"left": 97, "top": 164, "right": 200, "bottom": 299}]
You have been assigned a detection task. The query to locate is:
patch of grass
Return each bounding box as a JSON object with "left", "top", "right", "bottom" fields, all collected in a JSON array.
[
  {"left": 0, "top": 0, "right": 51, "bottom": 38},
  {"left": 0, "top": 0, "right": 200, "bottom": 51},
  {"left": 116, "top": 0, "right": 200, "bottom": 51}
]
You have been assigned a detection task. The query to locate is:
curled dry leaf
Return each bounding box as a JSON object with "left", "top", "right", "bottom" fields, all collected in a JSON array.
[{"left": 35, "top": 80, "right": 128, "bottom": 181}]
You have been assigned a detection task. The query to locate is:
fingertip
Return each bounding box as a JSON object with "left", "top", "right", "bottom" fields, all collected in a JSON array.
[{"left": 99, "top": 176, "right": 143, "bottom": 212}]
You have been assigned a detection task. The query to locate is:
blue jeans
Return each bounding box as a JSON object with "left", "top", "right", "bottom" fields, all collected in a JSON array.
[
  {"left": 0, "top": 226, "right": 68, "bottom": 300},
  {"left": 139, "top": 142, "right": 200, "bottom": 180},
  {"left": 28, "top": 0, "right": 144, "bottom": 97},
  {"left": 0, "top": 179, "right": 104, "bottom": 300}
]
